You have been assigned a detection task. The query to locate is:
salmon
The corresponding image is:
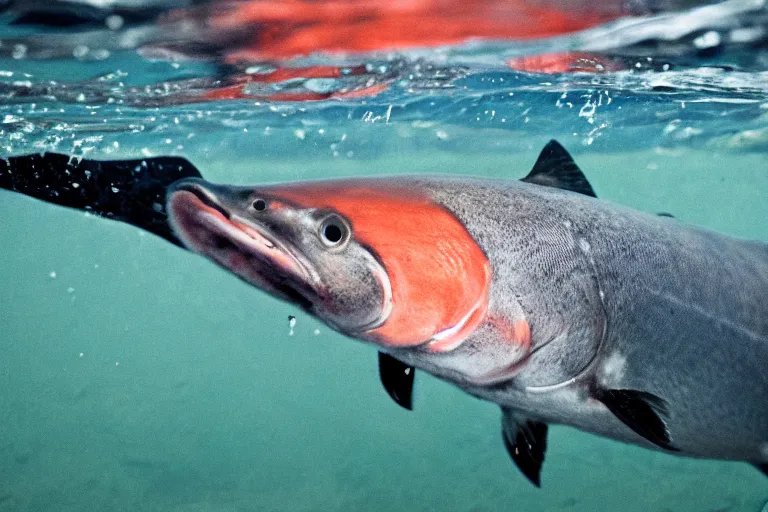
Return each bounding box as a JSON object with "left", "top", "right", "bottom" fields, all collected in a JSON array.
[{"left": 2, "top": 141, "right": 767, "bottom": 487}]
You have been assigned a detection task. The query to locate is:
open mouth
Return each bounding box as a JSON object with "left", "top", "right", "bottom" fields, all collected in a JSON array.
[{"left": 167, "top": 182, "right": 316, "bottom": 311}]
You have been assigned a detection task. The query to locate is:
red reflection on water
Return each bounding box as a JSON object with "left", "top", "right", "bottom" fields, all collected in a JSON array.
[
  {"left": 507, "top": 52, "right": 625, "bottom": 74},
  {"left": 200, "top": 0, "right": 624, "bottom": 61},
  {"left": 197, "top": 64, "right": 389, "bottom": 102}
]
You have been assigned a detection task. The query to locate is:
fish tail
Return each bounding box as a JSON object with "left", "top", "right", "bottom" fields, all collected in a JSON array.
[{"left": 0, "top": 153, "right": 202, "bottom": 246}]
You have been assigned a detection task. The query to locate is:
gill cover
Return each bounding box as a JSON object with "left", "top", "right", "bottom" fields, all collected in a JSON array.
[{"left": 266, "top": 181, "right": 492, "bottom": 350}]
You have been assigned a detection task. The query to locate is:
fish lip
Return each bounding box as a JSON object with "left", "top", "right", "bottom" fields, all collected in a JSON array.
[
  {"left": 167, "top": 185, "right": 322, "bottom": 310},
  {"left": 172, "top": 180, "right": 231, "bottom": 220}
]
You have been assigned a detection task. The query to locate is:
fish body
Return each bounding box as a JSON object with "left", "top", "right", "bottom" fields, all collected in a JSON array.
[
  {"left": 386, "top": 175, "right": 768, "bottom": 462},
  {"left": 1, "top": 141, "right": 766, "bottom": 485},
  {"left": 163, "top": 143, "right": 768, "bottom": 483}
]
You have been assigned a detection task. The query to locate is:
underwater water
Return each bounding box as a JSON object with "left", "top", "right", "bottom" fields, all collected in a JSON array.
[{"left": 0, "top": 1, "right": 767, "bottom": 511}]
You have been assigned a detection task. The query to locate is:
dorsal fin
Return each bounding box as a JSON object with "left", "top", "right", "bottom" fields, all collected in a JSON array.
[{"left": 521, "top": 140, "right": 596, "bottom": 198}]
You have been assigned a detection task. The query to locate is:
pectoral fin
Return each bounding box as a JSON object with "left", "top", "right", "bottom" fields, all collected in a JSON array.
[
  {"left": 501, "top": 408, "right": 548, "bottom": 488},
  {"left": 591, "top": 387, "right": 679, "bottom": 452},
  {"left": 378, "top": 352, "right": 415, "bottom": 411}
]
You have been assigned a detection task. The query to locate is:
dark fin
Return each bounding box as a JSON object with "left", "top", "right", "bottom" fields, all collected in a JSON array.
[
  {"left": 378, "top": 352, "right": 415, "bottom": 411},
  {"left": 501, "top": 408, "right": 548, "bottom": 488},
  {"left": 753, "top": 463, "right": 768, "bottom": 478},
  {"left": 12, "top": 11, "right": 103, "bottom": 27},
  {"left": 591, "top": 387, "right": 680, "bottom": 452},
  {"left": 521, "top": 140, "right": 597, "bottom": 198},
  {"left": 0, "top": 153, "right": 202, "bottom": 248},
  {"left": 657, "top": 212, "right": 675, "bottom": 218},
  {"left": 7, "top": 4, "right": 165, "bottom": 27}
]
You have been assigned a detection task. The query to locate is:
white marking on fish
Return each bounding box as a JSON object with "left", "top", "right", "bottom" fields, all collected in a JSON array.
[{"left": 599, "top": 351, "right": 626, "bottom": 388}]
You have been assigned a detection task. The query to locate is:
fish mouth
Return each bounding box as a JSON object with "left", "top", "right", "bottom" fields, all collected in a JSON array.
[{"left": 166, "top": 181, "right": 319, "bottom": 312}]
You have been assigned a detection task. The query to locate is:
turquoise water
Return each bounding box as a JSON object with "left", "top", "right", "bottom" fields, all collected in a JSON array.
[{"left": 1, "top": 3, "right": 768, "bottom": 511}]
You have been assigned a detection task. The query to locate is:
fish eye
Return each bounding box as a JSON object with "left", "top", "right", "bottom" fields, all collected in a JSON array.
[
  {"left": 252, "top": 199, "right": 268, "bottom": 212},
  {"left": 320, "top": 215, "right": 349, "bottom": 247}
]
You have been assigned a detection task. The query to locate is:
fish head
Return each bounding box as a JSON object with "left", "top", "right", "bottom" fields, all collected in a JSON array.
[{"left": 166, "top": 177, "right": 491, "bottom": 351}]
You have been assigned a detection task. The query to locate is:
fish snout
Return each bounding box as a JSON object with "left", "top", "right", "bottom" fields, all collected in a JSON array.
[{"left": 167, "top": 178, "right": 231, "bottom": 219}]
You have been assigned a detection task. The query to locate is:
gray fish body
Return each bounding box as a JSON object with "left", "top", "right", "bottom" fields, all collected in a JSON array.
[
  {"left": 1, "top": 143, "right": 765, "bottom": 482},
  {"left": 389, "top": 177, "right": 768, "bottom": 463}
]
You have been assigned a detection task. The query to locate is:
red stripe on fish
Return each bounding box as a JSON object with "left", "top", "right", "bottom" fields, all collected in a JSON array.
[
  {"left": 268, "top": 181, "right": 491, "bottom": 348},
  {"left": 489, "top": 316, "right": 532, "bottom": 350}
]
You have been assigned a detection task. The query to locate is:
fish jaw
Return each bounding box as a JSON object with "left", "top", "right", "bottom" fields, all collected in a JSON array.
[{"left": 167, "top": 187, "right": 321, "bottom": 310}]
